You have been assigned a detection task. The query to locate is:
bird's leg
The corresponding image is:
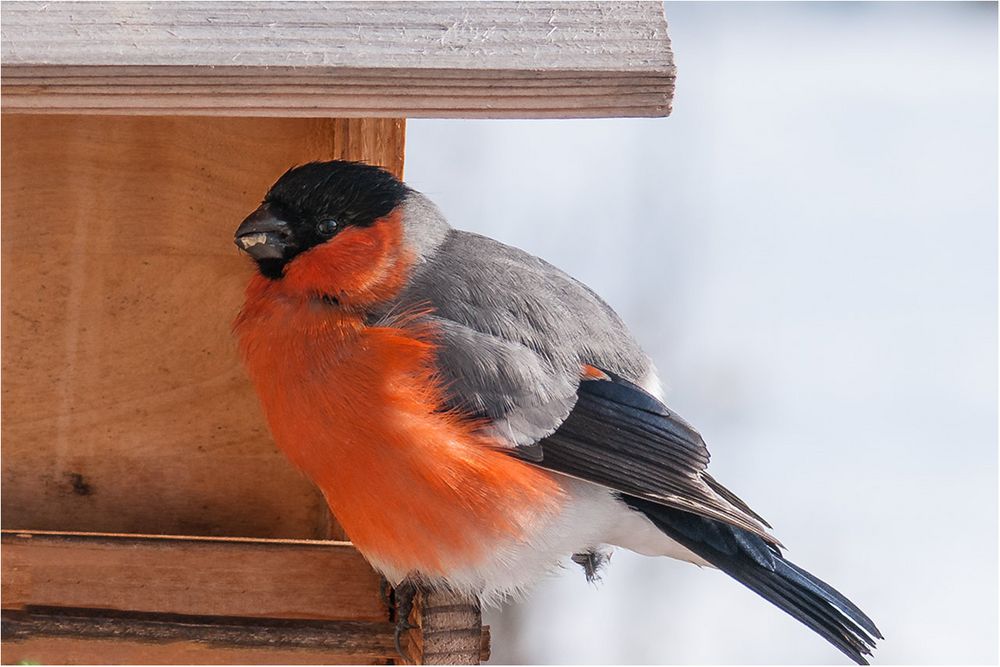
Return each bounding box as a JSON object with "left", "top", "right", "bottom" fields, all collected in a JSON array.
[{"left": 392, "top": 577, "right": 419, "bottom": 659}]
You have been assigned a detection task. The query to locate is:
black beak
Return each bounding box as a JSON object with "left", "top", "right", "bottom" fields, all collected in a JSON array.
[{"left": 235, "top": 205, "right": 295, "bottom": 260}]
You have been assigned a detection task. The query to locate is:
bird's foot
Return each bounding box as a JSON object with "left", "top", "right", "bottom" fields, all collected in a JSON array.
[{"left": 572, "top": 548, "right": 612, "bottom": 583}]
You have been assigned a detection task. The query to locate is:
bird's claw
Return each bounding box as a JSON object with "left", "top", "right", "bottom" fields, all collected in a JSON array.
[{"left": 393, "top": 618, "right": 416, "bottom": 658}]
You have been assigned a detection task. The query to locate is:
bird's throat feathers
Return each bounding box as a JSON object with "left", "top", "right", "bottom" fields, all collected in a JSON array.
[{"left": 256, "top": 210, "right": 413, "bottom": 308}]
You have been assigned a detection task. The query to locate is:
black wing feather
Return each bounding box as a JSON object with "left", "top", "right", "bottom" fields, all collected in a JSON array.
[
  {"left": 524, "top": 374, "right": 778, "bottom": 542},
  {"left": 627, "top": 496, "right": 882, "bottom": 665}
]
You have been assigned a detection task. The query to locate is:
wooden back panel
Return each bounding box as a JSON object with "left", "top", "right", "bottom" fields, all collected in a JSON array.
[{"left": 1, "top": 116, "right": 405, "bottom": 539}]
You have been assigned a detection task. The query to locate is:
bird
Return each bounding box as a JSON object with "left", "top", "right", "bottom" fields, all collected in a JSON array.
[{"left": 233, "top": 160, "right": 881, "bottom": 664}]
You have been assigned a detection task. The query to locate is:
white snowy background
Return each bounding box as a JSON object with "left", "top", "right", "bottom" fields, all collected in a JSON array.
[{"left": 406, "top": 2, "right": 998, "bottom": 664}]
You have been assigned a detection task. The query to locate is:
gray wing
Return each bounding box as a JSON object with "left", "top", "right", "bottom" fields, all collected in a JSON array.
[
  {"left": 378, "top": 229, "right": 773, "bottom": 540},
  {"left": 385, "top": 229, "right": 651, "bottom": 446}
]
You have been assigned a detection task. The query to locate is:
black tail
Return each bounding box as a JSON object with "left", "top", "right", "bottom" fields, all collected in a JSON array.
[{"left": 627, "top": 496, "right": 882, "bottom": 664}]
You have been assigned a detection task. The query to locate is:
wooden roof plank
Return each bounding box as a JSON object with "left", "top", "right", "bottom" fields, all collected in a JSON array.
[{"left": 1, "top": 1, "right": 675, "bottom": 118}]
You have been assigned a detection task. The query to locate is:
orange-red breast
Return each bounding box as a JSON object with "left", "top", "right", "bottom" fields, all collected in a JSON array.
[{"left": 233, "top": 160, "right": 880, "bottom": 664}]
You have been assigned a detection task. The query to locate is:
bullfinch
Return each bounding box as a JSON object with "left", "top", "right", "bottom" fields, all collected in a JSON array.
[{"left": 233, "top": 160, "right": 881, "bottom": 664}]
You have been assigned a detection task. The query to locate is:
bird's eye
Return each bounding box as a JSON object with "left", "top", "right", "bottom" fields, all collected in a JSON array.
[{"left": 316, "top": 219, "right": 339, "bottom": 237}]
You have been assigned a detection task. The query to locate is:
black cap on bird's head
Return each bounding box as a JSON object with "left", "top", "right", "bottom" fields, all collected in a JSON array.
[{"left": 235, "top": 160, "right": 411, "bottom": 279}]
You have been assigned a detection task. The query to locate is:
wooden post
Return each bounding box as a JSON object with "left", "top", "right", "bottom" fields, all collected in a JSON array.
[{"left": 401, "top": 589, "right": 488, "bottom": 665}]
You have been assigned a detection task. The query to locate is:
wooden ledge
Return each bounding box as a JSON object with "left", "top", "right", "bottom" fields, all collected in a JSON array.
[
  {"left": 1, "top": 530, "right": 387, "bottom": 622},
  {"left": 0, "top": 1, "right": 675, "bottom": 118},
  {"left": 1, "top": 530, "right": 490, "bottom": 664}
]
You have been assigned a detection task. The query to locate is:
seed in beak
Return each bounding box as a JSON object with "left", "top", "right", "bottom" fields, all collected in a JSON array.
[{"left": 238, "top": 233, "right": 270, "bottom": 249}]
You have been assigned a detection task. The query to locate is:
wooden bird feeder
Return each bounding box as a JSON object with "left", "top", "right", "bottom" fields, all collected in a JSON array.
[{"left": 0, "top": 2, "right": 674, "bottom": 663}]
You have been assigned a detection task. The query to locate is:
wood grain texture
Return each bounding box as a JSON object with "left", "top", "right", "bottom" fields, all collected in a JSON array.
[
  {"left": 0, "top": 1, "right": 675, "bottom": 118},
  {"left": 1, "top": 609, "right": 397, "bottom": 663},
  {"left": 0, "top": 531, "right": 388, "bottom": 622},
  {"left": 0, "top": 532, "right": 492, "bottom": 664},
  {"left": 400, "top": 589, "right": 485, "bottom": 665},
  {"left": 0, "top": 637, "right": 385, "bottom": 666},
  {"left": 1, "top": 115, "right": 404, "bottom": 539}
]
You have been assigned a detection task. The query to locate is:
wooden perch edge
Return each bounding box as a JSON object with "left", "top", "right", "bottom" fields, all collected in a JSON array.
[
  {"left": 0, "top": 530, "right": 489, "bottom": 664},
  {"left": 0, "top": 1, "right": 675, "bottom": 118},
  {"left": 0, "top": 530, "right": 387, "bottom": 622}
]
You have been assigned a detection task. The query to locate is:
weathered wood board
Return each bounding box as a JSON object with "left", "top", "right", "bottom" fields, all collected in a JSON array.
[
  {"left": 1, "top": 636, "right": 387, "bottom": 666},
  {"left": 0, "top": 531, "right": 388, "bottom": 620},
  {"left": 0, "top": 530, "right": 394, "bottom": 664},
  {"left": 0, "top": 1, "right": 675, "bottom": 118},
  {"left": 0, "top": 531, "right": 489, "bottom": 665}
]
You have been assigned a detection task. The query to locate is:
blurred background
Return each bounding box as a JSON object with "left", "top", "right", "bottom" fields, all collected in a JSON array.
[{"left": 405, "top": 2, "right": 997, "bottom": 664}]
